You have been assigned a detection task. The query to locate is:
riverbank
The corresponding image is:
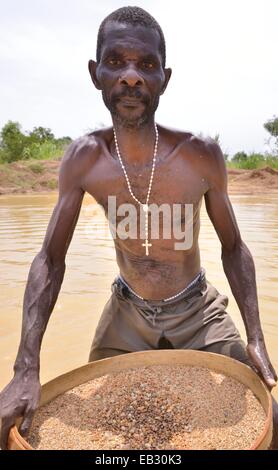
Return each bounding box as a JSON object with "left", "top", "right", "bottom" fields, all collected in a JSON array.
[{"left": 1, "top": 159, "right": 278, "bottom": 195}]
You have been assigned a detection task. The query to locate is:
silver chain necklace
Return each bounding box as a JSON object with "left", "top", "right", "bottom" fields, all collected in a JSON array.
[{"left": 113, "top": 124, "right": 159, "bottom": 256}]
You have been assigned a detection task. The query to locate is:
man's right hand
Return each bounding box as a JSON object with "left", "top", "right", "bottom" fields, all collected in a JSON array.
[{"left": 0, "top": 371, "right": 41, "bottom": 450}]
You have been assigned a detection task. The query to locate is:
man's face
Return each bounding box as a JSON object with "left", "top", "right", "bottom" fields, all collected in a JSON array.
[{"left": 90, "top": 21, "right": 171, "bottom": 128}]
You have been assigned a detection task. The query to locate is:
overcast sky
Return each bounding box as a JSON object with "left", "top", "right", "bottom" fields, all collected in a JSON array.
[{"left": 0, "top": 0, "right": 277, "bottom": 155}]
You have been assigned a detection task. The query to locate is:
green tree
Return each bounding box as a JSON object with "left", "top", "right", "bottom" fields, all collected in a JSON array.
[
  {"left": 232, "top": 151, "right": 248, "bottom": 162},
  {"left": 23, "top": 126, "right": 56, "bottom": 159},
  {"left": 0, "top": 121, "right": 73, "bottom": 163},
  {"left": 264, "top": 116, "right": 278, "bottom": 151},
  {"left": 55, "top": 136, "right": 72, "bottom": 146},
  {"left": 0, "top": 121, "right": 26, "bottom": 162},
  {"left": 29, "top": 126, "right": 55, "bottom": 143}
]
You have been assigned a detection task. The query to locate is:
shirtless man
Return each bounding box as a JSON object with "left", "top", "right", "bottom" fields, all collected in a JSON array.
[{"left": 0, "top": 6, "right": 277, "bottom": 449}]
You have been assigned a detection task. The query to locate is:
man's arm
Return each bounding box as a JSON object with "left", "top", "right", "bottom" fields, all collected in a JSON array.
[
  {"left": 0, "top": 139, "right": 88, "bottom": 448},
  {"left": 14, "top": 141, "right": 85, "bottom": 374},
  {"left": 204, "top": 140, "right": 277, "bottom": 389}
]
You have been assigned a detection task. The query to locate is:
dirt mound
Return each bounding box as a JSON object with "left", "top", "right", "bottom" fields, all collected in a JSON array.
[
  {"left": 248, "top": 167, "right": 278, "bottom": 180},
  {"left": 227, "top": 169, "right": 242, "bottom": 176},
  {"left": 228, "top": 166, "right": 278, "bottom": 194},
  {"left": 0, "top": 159, "right": 60, "bottom": 195}
]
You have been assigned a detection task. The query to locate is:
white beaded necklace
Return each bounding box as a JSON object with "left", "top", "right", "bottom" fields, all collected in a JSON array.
[{"left": 113, "top": 124, "right": 159, "bottom": 256}]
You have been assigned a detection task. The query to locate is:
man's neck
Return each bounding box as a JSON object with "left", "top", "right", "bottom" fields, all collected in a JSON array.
[{"left": 112, "top": 119, "right": 157, "bottom": 166}]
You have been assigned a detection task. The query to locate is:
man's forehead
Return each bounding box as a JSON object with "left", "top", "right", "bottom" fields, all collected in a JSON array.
[{"left": 101, "top": 21, "right": 161, "bottom": 56}]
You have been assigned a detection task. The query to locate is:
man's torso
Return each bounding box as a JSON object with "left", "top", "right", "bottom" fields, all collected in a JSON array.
[{"left": 69, "top": 125, "right": 217, "bottom": 300}]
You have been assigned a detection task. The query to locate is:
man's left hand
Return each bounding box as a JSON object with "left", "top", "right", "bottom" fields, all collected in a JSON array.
[{"left": 247, "top": 338, "right": 277, "bottom": 390}]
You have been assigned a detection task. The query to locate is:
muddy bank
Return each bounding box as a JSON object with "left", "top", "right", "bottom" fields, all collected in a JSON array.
[
  {"left": 0, "top": 160, "right": 278, "bottom": 195},
  {"left": 0, "top": 160, "right": 60, "bottom": 195},
  {"left": 227, "top": 166, "right": 278, "bottom": 194}
]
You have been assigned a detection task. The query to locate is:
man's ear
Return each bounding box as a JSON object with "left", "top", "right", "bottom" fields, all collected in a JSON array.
[
  {"left": 160, "top": 67, "right": 172, "bottom": 95},
  {"left": 88, "top": 59, "right": 102, "bottom": 90}
]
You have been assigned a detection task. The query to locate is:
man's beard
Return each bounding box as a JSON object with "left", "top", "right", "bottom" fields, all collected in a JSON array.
[{"left": 102, "top": 89, "right": 160, "bottom": 129}]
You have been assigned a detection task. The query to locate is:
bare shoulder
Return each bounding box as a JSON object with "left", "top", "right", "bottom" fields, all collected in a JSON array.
[
  {"left": 161, "top": 125, "right": 227, "bottom": 191},
  {"left": 198, "top": 136, "right": 227, "bottom": 190},
  {"left": 60, "top": 133, "right": 102, "bottom": 171},
  {"left": 158, "top": 124, "right": 194, "bottom": 150},
  {"left": 181, "top": 131, "right": 223, "bottom": 160},
  {"left": 159, "top": 124, "right": 223, "bottom": 160},
  {"left": 181, "top": 131, "right": 227, "bottom": 190},
  {"left": 58, "top": 133, "right": 104, "bottom": 193}
]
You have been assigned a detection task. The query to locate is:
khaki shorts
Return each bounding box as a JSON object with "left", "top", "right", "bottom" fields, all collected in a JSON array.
[{"left": 89, "top": 273, "right": 250, "bottom": 366}]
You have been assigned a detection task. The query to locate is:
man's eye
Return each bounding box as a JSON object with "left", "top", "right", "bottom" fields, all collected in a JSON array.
[
  {"left": 108, "top": 59, "right": 122, "bottom": 66},
  {"left": 142, "top": 62, "right": 154, "bottom": 69}
]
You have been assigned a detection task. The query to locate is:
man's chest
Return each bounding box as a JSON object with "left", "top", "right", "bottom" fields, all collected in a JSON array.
[
  {"left": 83, "top": 151, "right": 206, "bottom": 255},
  {"left": 86, "top": 151, "right": 208, "bottom": 213}
]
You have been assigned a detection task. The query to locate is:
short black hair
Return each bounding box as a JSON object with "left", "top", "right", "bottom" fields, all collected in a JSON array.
[{"left": 96, "top": 6, "right": 166, "bottom": 67}]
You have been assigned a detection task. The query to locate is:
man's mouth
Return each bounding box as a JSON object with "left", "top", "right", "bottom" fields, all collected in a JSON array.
[{"left": 119, "top": 97, "right": 142, "bottom": 107}]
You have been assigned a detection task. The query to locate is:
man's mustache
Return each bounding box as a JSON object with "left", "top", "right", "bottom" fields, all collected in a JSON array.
[{"left": 115, "top": 88, "right": 149, "bottom": 102}]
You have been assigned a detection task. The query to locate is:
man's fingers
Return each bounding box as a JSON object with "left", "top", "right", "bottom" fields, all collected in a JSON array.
[
  {"left": 19, "top": 408, "right": 35, "bottom": 438},
  {"left": 269, "top": 363, "right": 278, "bottom": 382},
  {"left": 249, "top": 362, "right": 275, "bottom": 390},
  {"left": 246, "top": 344, "right": 277, "bottom": 389},
  {"left": 263, "top": 378, "right": 276, "bottom": 391},
  {"left": 260, "top": 356, "right": 278, "bottom": 386},
  {"left": 264, "top": 374, "right": 277, "bottom": 391},
  {"left": 0, "top": 417, "right": 15, "bottom": 450},
  {"left": 256, "top": 363, "right": 277, "bottom": 390}
]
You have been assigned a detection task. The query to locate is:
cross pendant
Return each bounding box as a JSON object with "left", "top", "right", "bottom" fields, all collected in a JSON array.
[{"left": 142, "top": 239, "right": 152, "bottom": 256}]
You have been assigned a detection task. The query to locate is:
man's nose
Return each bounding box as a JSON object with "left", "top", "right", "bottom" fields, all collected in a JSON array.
[{"left": 119, "top": 66, "right": 143, "bottom": 87}]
